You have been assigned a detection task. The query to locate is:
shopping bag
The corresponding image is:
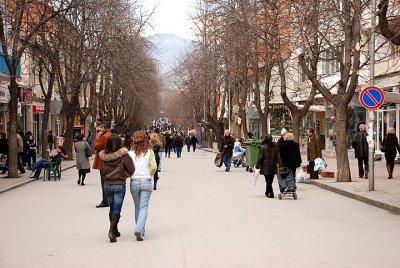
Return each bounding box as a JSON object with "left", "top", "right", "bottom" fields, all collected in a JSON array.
[
  {"left": 314, "top": 158, "right": 327, "bottom": 171},
  {"left": 295, "top": 167, "right": 305, "bottom": 183},
  {"left": 251, "top": 169, "right": 260, "bottom": 187},
  {"left": 0, "top": 154, "right": 7, "bottom": 168},
  {"left": 214, "top": 153, "right": 223, "bottom": 168}
]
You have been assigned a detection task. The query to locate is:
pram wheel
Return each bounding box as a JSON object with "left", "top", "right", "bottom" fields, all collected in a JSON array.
[
  {"left": 278, "top": 194, "right": 282, "bottom": 200},
  {"left": 246, "top": 166, "right": 249, "bottom": 172},
  {"left": 293, "top": 193, "right": 297, "bottom": 200},
  {"left": 249, "top": 167, "right": 253, "bottom": 172},
  {"left": 234, "top": 163, "right": 239, "bottom": 168}
]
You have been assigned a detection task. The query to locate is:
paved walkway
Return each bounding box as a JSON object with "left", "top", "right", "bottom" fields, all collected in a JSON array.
[
  {"left": 204, "top": 148, "right": 400, "bottom": 215},
  {"left": 2, "top": 149, "right": 400, "bottom": 215}
]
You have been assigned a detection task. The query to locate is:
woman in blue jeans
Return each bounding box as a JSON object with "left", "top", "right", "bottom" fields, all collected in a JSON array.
[
  {"left": 99, "top": 134, "right": 134, "bottom": 243},
  {"left": 129, "top": 131, "right": 157, "bottom": 241}
]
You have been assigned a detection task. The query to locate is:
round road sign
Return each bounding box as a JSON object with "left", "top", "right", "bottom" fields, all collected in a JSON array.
[{"left": 359, "top": 86, "right": 385, "bottom": 110}]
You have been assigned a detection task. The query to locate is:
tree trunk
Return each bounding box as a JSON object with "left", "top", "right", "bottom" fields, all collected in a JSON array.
[
  {"left": 291, "top": 113, "right": 302, "bottom": 144},
  {"left": 7, "top": 76, "right": 19, "bottom": 178},
  {"left": 41, "top": 94, "right": 52, "bottom": 159},
  {"left": 335, "top": 104, "right": 351, "bottom": 182},
  {"left": 260, "top": 113, "right": 268, "bottom": 138},
  {"left": 63, "top": 106, "right": 76, "bottom": 161}
]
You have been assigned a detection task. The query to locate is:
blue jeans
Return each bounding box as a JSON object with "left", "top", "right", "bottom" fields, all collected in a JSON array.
[
  {"left": 32, "top": 159, "right": 50, "bottom": 177},
  {"left": 130, "top": 179, "right": 153, "bottom": 234},
  {"left": 104, "top": 184, "right": 126, "bottom": 214},
  {"left": 176, "top": 147, "right": 182, "bottom": 158},
  {"left": 223, "top": 155, "right": 231, "bottom": 171}
]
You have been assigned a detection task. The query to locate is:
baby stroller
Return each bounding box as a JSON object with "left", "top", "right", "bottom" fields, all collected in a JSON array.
[
  {"left": 277, "top": 167, "right": 297, "bottom": 200},
  {"left": 232, "top": 146, "right": 246, "bottom": 168}
]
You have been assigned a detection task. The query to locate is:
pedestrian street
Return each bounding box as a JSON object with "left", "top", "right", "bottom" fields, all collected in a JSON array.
[{"left": 1, "top": 149, "right": 400, "bottom": 268}]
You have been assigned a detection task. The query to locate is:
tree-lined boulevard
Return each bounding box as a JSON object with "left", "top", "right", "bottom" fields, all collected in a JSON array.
[{"left": 1, "top": 150, "right": 400, "bottom": 267}]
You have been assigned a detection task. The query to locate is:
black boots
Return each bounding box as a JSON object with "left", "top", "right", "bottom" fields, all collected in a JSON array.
[
  {"left": 109, "top": 213, "right": 121, "bottom": 237},
  {"left": 109, "top": 213, "right": 121, "bottom": 243},
  {"left": 153, "top": 179, "right": 158, "bottom": 190}
]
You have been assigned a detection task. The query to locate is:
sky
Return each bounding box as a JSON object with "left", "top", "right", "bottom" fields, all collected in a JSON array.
[{"left": 141, "top": 0, "right": 196, "bottom": 39}]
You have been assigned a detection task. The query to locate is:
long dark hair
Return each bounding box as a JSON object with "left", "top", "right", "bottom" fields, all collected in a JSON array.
[
  {"left": 261, "top": 134, "right": 274, "bottom": 145},
  {"left": 105, "top": 134, "right": 123, "bottom": 154}
]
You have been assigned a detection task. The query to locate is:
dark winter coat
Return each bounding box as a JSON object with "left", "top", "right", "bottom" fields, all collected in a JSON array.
[
  {"left": 174, "top": 135, "right": 184, "bottom": 148},
  {"left": 219, "top": 135, "right": 235, "bottom": 158},
  {"left": 99, "top": 148, "right": 134, "bottom": 185},
  {"left": 352, "top": 131, "right": 368, "bottom": 158},
  {"left": 0, "top": 137, "right": 8, "bottom": 155},
  {"left": 307, "top": 135, "right": 322, "bottom": 161},
  {"left": 382, "top": 133, "right": 400, "bottom": 161},
  {"left": 280, "top": 140, "right": 302, "bottom": 170},
  {"left": 256, "top": 142, "right": 281, "bottom": 175},
  {"left": 191, "top": 136, "right": 198, "bottom": 145}
]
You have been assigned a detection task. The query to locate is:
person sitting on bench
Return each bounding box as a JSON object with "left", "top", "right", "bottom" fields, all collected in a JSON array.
[{"left": 30, "top": 146, "right": 67, "bottom": 179}]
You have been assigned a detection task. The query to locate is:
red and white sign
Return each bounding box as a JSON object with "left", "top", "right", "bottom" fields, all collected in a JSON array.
[
  {"left": 359, "top": 86, "right": 385, "bottom": 110},
  {"left": 33, "top": 105, "right": 45, "bottom": 113}
]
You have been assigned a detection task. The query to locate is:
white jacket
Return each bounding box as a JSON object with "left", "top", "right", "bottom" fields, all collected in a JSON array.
[{"left": 128, "top": 149, "right": 157, "bottom": 179}]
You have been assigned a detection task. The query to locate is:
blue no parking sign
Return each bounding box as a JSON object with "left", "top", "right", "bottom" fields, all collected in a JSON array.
[{"left": 359, "top": 86, "right": 385, "bottom": 110}]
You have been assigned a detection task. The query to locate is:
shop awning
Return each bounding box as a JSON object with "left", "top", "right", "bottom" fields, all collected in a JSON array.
[{"left": 384, "top": 92, "right": 400, "bottom": 104}]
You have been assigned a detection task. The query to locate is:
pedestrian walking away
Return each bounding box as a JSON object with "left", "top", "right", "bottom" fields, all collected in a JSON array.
[
  {"left": 256, "top": 134, "right": 282, "bottom": 198},
  {"left": 129, "top": 131, "right": 157, "bottom": 241},
  {"left": 93, "top": 121, "right": 112, "bottom": 208},
  {"left": 154, "top": 128, "right": 165, "bottom": 172},
  {"left": 75, "top": 134, "right": 91, "bottom": 186},
  {"left": 306, "top": 127, "right": 322, "bottom": 180},
  {"left": 150, "top": 133, "right": 161, "bottom": 190},
  {"left": 99, "top": 134, "right": 135, "bottom": 243},
  {"left": 185, "top": 135, "right": 191, "bottom": 152},
  {"left": 381, "top": 127, "right": 400, "bottom": 179},
  {"left": 219, "top": 129, "right": 235, "bottom": 172},
  {"left": 165, "top": 132, "right": 172, "bottom": 158},
  {"left": 352, "top": 123, "right": 369, "bottom": 179},
  {"left": 174, "top": 133, "right": 184, "bottom": 158},
  {"left": 191, "top": 135, "right": 198, "bottom": 152},
  {"left": 279, "top": 132, "right": 302, "bottom": 177}
]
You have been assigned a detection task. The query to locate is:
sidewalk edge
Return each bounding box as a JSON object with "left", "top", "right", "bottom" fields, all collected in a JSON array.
[
  {"left": 306, "top": 179, "right": 400, "bottom": 215},
  {"left": 0, "top": 163, "right": 77, "bottom": 195}
]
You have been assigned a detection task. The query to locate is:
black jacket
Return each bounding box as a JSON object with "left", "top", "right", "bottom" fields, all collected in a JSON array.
[
  {"left": 352, "top": 131, "right": 368, "bottom": 158},
  {"left": 280, "top": 140, "right": 302, "bottom": 169},
  {"left": 219, "top": 136, "right": 235, "bottom": 158},
  {"left": 256, "top": 142, "right": 281, "bottom": 175},
  {"left": 382, "top": 133, "right": 400, "bottom": 159}
]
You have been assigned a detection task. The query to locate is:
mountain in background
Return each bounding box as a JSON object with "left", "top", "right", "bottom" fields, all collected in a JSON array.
[{"left": 148, "top": 33, "right": 195, "bottom": 90}]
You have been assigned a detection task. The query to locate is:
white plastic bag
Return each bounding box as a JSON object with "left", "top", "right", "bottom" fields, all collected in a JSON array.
[
  {"left": 314, "top": 158, "right": 327, "bottom": 171},
  {"left": 251, "top": 169, "right": 260, "bottom": 187},
  {"left": 295, "top": 167, "right": 305, "bottom": 183}
]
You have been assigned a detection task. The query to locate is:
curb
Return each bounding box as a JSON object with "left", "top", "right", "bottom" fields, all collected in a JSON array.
[
  {"left": 306, "top": 179, "right": 400, "bottom": 215},
  {"left": 0, "top": 162, "right": 78, "bottom": 195}
]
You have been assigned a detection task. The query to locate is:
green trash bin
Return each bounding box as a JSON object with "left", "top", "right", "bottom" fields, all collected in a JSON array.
[{"left": 243, "top": 139, "right": 263, "bottom": 169}]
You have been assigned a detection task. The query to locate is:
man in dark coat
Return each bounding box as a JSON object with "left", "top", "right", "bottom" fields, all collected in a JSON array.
[
  {"left": 352, "top": 123, "right": 369, "bottom": 179},
  {"left": 219, "top": 130, "right": 235, "bottom": 172}
]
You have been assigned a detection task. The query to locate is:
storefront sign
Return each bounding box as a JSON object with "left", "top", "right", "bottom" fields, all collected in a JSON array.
[
  {"left": 33, "top": 105, "right": 45, "bottom": 113},
  {"left": 18, "top": 87, "right": 33, "bottom": 104}
]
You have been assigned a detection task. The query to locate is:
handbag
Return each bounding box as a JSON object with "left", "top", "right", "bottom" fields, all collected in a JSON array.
[
  {"left": 214, "top": 153, "right": 223, "bottom": 168},
  {"left": 85, "top": 143, "right": 93, "bottom": 158}
]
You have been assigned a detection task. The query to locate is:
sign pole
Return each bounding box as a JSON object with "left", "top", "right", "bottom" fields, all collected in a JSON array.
[
  {"left": 368, "top": 110, "right": 375, "bottom": 191},
  {"left": 368, "top": 0, "right": 376, "bottom": 191}
]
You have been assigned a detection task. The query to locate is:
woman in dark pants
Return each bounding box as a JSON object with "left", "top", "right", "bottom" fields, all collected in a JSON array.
[
  {"left": 381, "top": 127, "right": 400, "bottom": 179},
  {"left": 256, "top": 134, "right": 282, "bottom": 198}
]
